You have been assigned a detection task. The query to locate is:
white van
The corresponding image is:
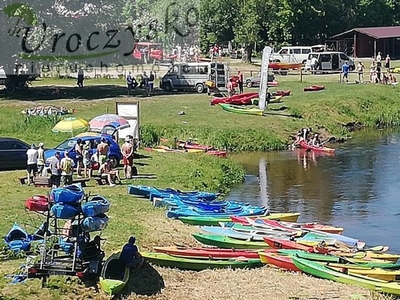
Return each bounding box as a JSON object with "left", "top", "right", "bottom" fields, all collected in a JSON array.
[
  {"left": 272, "top": 45, "right": 326, "bottom": 64},
  {"left": 160, "top": 62, "right": 228, "bottom": 93},
  {"left": 304, "top": 52, "right": 355, "bottom": 71}
]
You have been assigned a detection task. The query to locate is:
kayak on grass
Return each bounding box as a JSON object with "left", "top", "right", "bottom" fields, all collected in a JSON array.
[
  {"left": 219, "top": 103, "right": 264, "bottom": 116},
  {"left": 153, "top": 246, "right": 261, "bottom": 259}
]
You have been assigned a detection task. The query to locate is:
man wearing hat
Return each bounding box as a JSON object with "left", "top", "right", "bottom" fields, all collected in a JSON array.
[
  {"left": 26, "top": 144, "right": 38, "bottom": 185},
  {"left": 119, "top": 236, "right": 144, "bottom": 270}
]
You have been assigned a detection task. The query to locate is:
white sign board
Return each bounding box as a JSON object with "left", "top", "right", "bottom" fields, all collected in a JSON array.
[
  {"left": 116, "top": 102, "right": 139, "bottom": 140},
  {"left": 258, "top": 46, "right": 272, "bottom": 110}
]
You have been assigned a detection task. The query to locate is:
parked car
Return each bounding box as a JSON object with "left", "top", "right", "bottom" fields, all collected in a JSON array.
[
  {"left": 44, "top": 134, "right": 122, "bottom": 168},
  {"left": 0, "top": 137, "right": 30, "bottom": 171},
  {"left": 245, "top": 72, "right": 275, "bottom": 88}
]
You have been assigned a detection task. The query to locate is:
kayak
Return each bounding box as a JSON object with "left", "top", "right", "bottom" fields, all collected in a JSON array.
[
  {"left": 166, "top": 205, "right": 267, "bottom": 219},
  {"left": 298, "top": 140, "right": 335, "bottom": 153},
  {"left": 219, "top": 103, "right": 264, "bottom": 116},
  {"left": 211, "top": 93, "right": 258, "bottom": 106},
  {"left": 25, "top": 195, "right": 49, "bottom": 212},
  {"left": 304, "top": 85, "right": 325, "bottom": 92},
  {"left": 127, "top": 185, "right": 218, "bottom": 201},
  {"left": 272, "top": 90, "right": 291, "bottom": 97},
  {"left": 292, "top": 257, "right": 400, "bottom": 296},
  {"left": 233, "top": 217, "right": 344, "bottom": 234},
  {"left": 177, "top": 140, "right": 214, "bottom": 151},
  {"left": 258, "top": 252, "right": 300, "bottom": 272},
  {"left": 142, "top": 252, "right": 263, "bottom": 270},
  {"left": 178, "top": 212, "right": 301, "bottom": 226},
  {"left": 99, "top": 252, "right": 130, "bottom": 295},
  {"left": 153, "top": 246, "right": 260, "bottom": 259},
  {"left": 269, "top": 62, "right": 303, "bottom": 70},
  {"left": 192, "top": 233, "right": 268, "bottom": 249}
]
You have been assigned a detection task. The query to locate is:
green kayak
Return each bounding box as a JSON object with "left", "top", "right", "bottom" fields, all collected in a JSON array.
[
  {"left": 219, "top": 103, "right": 264, "bottom": 116},
  {"left": 193, "top": 233, "right": 268, "bottom": 249},
  {"left": 143, "top": 252, "right": 262, "bottom": 270},
  {"left": 178, "top": 212, "right": 300, "bottom": 226},
  {"left": 292, "top": 256, "right": 400, "bottom": 296},
  {"left": 99, "top": 252, "right": 130, "bottom": 296}
]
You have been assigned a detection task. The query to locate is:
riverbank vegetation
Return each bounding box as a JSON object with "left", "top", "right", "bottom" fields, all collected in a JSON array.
[{"left": 0, "top": 76, "right": 399, "bottom": 299}]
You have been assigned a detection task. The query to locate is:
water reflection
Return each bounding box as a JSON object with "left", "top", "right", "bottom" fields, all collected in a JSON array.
[{"left": 228, "top": 129, "right": 400, "bottom": 252}]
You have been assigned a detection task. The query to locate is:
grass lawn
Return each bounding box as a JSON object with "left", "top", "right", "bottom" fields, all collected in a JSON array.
[{"left": 0, "top": 74, "right": 397, "bottom": 299}]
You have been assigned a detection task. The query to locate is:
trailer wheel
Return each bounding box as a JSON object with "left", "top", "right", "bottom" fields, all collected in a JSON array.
[
  {"left": 6, "top": 84, "right": 15, "bottom": 93},
  {"left": 195, "top": 83, "right": 205, "bottom": 93}
]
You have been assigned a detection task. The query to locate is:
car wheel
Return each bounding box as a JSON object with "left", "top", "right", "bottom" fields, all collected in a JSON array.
[
  {"left": 109, "top": 156, "right": 119, "bottom": 168},
  {"left": 196, "top": 83, "right": 205, "bottom": 93},
  {"left": 163, "top": 83, "right": 172, "bottom": 92},
  {"left": 246, "top": 81, "right": 253, "bottom": 88}
]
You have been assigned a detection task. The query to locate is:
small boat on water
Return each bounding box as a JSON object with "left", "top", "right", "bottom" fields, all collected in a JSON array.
[
  {"left": 100, "top": 252, "right": 130, "bottom": 296},
  {"left": 142, "top": 252, "right": 263, "bottom": 270},
  {"left": 298, "top": 140, "right": 335, "bottom": 153}
]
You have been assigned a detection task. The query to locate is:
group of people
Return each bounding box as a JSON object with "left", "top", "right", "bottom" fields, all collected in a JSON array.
[
  {"left": 126, "top": 71, "right": 155, "bottom": 96},
  {"left": 226, "top": 70, "right": 244, "bottom": 96},
  {"left": 292, "top": 128, "right": 323, "bottom": 148}
]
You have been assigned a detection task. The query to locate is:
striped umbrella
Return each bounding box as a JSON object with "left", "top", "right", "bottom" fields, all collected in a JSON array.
[
  {"left": 89, "top": 114, "right": 130, "bottom": 132},
  {"left": 52, "top": 117, "right": 89, "bottom": 133}
]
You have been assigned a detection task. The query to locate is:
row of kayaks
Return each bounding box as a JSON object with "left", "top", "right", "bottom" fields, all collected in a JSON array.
[{"left": 210, "top": 91, "right": 289, "bottom": 106}]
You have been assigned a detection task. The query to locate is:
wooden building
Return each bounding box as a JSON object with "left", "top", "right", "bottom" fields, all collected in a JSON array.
[{"left": 329, "top": 26, "right": 400, "bottom": 58}]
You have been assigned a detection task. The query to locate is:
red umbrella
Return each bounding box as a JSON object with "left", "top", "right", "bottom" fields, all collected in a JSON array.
[{"left": 89, "top": 114, "right": 130, "bottom": 132}]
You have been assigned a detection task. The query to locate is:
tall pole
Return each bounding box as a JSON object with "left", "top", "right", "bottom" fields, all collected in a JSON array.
[{"left": 259, "top": 158, "right": 269, "bottom": 207}]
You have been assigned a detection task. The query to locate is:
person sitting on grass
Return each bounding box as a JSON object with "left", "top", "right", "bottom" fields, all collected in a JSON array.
[
  {"left": 119, "top": 236, "right": 144, "bottom": 271},
  {"left": 98, "top": 159, "right": 121, "bottom": 186}
]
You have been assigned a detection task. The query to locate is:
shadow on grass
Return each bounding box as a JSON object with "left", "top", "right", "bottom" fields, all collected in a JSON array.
[
  {"left": 121, "top": 262, "right": 164, "bottom": 297},
  {"left": 0, "top": 84, "right": 208, "bottom": 101}
]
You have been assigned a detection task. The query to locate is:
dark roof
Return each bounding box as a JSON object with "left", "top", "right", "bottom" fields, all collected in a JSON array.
[{"left": 331, "top": 26, "right": 400, "bottom": 39}]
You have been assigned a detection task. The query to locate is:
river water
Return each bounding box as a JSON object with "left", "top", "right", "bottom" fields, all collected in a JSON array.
[{"left": 228, "top": 129, "right": 400, "bottom": 252}]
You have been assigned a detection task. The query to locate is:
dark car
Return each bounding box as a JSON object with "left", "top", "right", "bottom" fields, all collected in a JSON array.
[
  {"left": 0, "top": 137, "right": 30, "bottom": 171},
  {"left": 44, "top": 134, "right": 122, "bottom": 167}
]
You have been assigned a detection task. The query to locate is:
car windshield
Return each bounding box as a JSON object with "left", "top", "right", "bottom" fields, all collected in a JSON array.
[{"left": 55, "top": 139, "right": 77, "bottom": 150}]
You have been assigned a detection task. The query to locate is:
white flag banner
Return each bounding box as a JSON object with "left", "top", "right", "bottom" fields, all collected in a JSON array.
[{"left": 258, "top": 46, "right": 272, "bottom": 110}]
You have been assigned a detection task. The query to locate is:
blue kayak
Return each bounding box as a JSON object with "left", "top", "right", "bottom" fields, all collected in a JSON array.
[
  {"left": 200, "top": 226, "right": 291, "bottom": 241},
  {"left": 4, "top": 223, "right": 31, "bottom": 252},
  {"left": 81, "top": 214, "right": 109, "bottom": 232},
  {"left": 162, "top": 198, "right": 246, "bottom": 212},
  {"left": 166, "top": 206, "right": 268, "bottom": 219},
  {"left": 296, "top": 232, "right": 359, "bottom": 247},
  {"left": 128, "top": 185, "right": 219, "bottom": 201},
  {"left": 82, "top": 195, "right": 110, "bottom": 217},
  {"left": 50, "top": 184, "right": 84, "bottom": 204},
  {"left": 51, "top": 203, "right": 80, "bottom": 219}
]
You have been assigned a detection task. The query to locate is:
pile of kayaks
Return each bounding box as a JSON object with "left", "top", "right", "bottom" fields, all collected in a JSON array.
[{"left": 210, "top": 92, "right": 288, "bottom": 106}]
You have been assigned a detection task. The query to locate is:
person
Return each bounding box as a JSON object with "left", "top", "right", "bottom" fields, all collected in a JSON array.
[
  {"left": 82, "top": 140, "right": 92, "bottom": 178},
  {"left": 37, "top": 142, "right": 45, "bottom": 176},
  {"left": 385, "top": 54, "right": 391, "bottom": 70},
  {"left": 310, "top": 133, "right": 321, "bottom": 147},
  {"left": 301, "top": 127, "right": 312, "bottom": 141},
  {"left": 119, "top": 236, "right": 144, "bottom": 270},
  {"left": 60, "top": 151, "right": 74, "bottom": 186},
  {"left": 376, "top": 65, "right": 382, "bottom": 83},
  {"left": 369, "top": 60, "right": 376, "bottom": 83},
  {"left": 356, "top": 62, "right": 364, "bottom": 83},
  {"left": 48, "top": 152, "right": 61, "bottom": 188},
  {"left": 376, "top": 52, "right": 382, "bottom": 67},
  {"left": 148, "top": 71, "right": 155, "bottom": 96},
  {"left": 142, "top": 72, "right": 149, "bottom": 96},
  {"left": 227, "top": 79, "right": 234, "bottom": 97},
  {"left": 26, "top": 144, "right": 38, "bottom": 185},
  {"left": 97, "top": 137, "right": 109, "bottom": 164},
  {"left": 310, "top": 56, "right": 318, "bottom": 75},
  {"left": 237, "top": 70, "right": 244, "bottom": 94},
  {"left": 121, "top": 137, "right": 134, "bottom": 179},
  {"left": 98, "top": 159, "right": 121, "bottom": 186},
  {"left": 75, "top": 139, "right": 83, "bottom": 177},
  {"left": 291, "top": 131, "right": 303, "bottom": 148},
  {"left": 77, "top": 67, "right": 84, "bottom": 88},
  {"left": 341, "top": 61, "right": 350, "bottom": 83},
  {"left": 126, "top": 72, "right": 137, "bottom": 95}
]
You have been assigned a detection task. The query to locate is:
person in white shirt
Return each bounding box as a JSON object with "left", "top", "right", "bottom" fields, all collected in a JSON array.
[
  {"left": 37, "top": 142, "right": 45, "bottom": 176},
  {"left": 310, "top": 56, "right": 318, "bottom": 74},
  {"left": 26, "top": 144, "right": 38, "bottom": 185},
  {"left": 376, "top": 52, "right": 382, "bottom": 68}
]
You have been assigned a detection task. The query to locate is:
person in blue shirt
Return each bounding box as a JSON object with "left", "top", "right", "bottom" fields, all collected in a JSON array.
[
  {"left": 119, "top": 236, "right": 144, "bottom": 270},
  {"left": 342, "top": 61, "right": 350, "bottom": 83}
]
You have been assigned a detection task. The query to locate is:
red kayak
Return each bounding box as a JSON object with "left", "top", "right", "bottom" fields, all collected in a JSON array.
[
  {"left": 25, "top": 195, "right": 49, "bottom": 212},
  {"left": 153, "top": 246, "right": 261, "bottom": 259},
  {"left": 211, "top": 92, "right": 258, "bottom": 105},
  {"left": 268, "top": 81, "right": 279, "bottom": 87},
  {"left": 304, "top": 85, "right": 325, "bottom": 92},
  {"left": 207, "top": 150, "right": 227, "bottom": 158},
  {"left": 263, "top": 237, "right": 314, "bottom": 252},
  {"left": 272, "top": 90, "right": 291, "bottom": 97},
  {"left": 299, "top": 140, "right": 335, "bottom": 153},
  {"left": 269, "top": 62, "right": 303, "bottom": 70},
  {"left": 259, "top": 251, "right": 300, "bottom": 272}
]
